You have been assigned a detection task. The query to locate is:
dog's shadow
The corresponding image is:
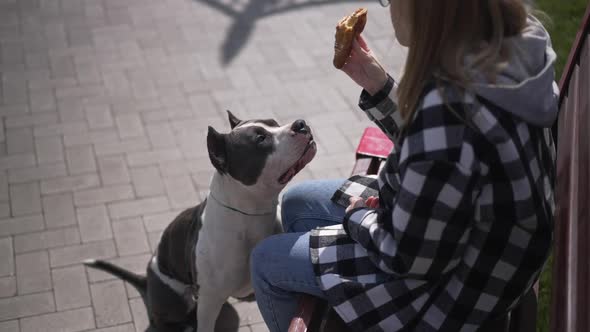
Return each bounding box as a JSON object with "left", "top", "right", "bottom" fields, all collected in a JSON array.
[{"left": 144, "top": 302, "right": 241, "bottom": 332}]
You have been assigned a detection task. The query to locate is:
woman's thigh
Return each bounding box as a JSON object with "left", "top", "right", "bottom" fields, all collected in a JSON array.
[
  {"left": 281, "top": 179, "right": 347, "bottom": 233},
  {"left": 250, "top": 231, "right": 324, "bottom": 298}
]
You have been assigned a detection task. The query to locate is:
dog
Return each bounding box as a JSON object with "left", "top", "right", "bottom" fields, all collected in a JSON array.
[{"left": 84, "top": 111, "right": 317, "bottom": 332}]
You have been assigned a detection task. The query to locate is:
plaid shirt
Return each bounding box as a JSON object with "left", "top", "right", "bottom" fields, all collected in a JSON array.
[{"left": 309, "top": 76, "right": 556, "bottom": 331}]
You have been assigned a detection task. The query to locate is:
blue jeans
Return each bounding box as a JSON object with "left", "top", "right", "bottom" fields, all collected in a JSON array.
[{"left": 250, "top": 179, "right": 346, "bottom": 332}]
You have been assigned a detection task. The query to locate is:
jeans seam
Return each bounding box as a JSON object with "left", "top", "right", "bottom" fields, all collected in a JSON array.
[
  {"left": 264, "top": 290, "right": 282, "bottom": 332},
  {"left": 285, "top": 214, "right": 342, "bottom": 232}
]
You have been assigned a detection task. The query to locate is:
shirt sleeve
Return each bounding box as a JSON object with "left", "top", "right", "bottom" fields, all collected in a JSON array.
[
  {"left": 343, "top": 160, "right": 477, "bottom": 279},
  {"left": 344, "top": 88, "right": 481, "bottom": 279},
  {"left": 358, "top": 74, "right": 403, "bottom": 144}
]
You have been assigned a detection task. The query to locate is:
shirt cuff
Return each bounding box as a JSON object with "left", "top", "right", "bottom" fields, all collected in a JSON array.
[
  {"left": 343, "top": 207, "right": 373, "bottom": 242},
  {"left": 358, "top": 74, "right": 396, "bottom": 111}
]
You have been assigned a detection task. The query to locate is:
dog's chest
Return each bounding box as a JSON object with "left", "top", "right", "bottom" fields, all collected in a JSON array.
[{"left": 200, "top": 207, "right": 276, "bottom": 245}]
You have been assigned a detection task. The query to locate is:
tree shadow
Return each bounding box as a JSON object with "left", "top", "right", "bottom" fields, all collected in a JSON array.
[{"left": 196, "top": 0, "right": 363, "bottom": 65}]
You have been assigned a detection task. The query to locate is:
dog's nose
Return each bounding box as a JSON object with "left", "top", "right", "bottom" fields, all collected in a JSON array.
[{"left": 291, "top": 120, "right": 308, "bottom": 134}]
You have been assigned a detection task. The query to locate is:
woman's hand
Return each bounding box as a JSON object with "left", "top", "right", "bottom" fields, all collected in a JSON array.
[
  {"left": 341, "top": 35, "right": 388, "bottom": 96},
  {"left": 346, "top": 196, "right": 379, "bottom": 213}
]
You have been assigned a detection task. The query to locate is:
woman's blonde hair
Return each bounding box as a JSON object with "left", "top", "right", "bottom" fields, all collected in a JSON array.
[{"left": 397, "top": 0, "right": 528, "bottom": 120}]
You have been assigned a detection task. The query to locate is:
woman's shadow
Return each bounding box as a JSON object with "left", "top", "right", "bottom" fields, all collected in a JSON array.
[{"left": 196, "top": 0, "right": 362, "bottom": 65}]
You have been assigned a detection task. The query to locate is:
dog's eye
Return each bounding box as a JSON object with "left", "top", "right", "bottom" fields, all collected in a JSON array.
[{"left": 255, "top": 134, "right": 266, "bottom": 143}]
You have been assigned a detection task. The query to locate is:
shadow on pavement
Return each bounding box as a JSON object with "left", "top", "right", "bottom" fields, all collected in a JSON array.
[{"left": 197, "top": 0, "right": 363, "bottom": 65}]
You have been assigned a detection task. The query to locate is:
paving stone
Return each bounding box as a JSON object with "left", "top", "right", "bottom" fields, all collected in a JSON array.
[
  {"left": 147, "top": 230, "right": 163, "bottom": 253},
  {"left": 128, "top": 297, "right": 149, "bottom": 332},
  {"left": 29, "top": 90, "right": 57, "bottom": 113},
  {"left": 108, "top": 196, "right": 170, "bottom": 220},
  {"left": 0, "top": 237, "right": 14, "bottom": 277},
  {"left": 0, "top": 200, "right": 9, "bottom": 218},
  {"left": 76, "top": 205, "right": 113, "bottom": 242},
  {"left": 0, "top": 215, "right": 44, "bottom": 237},
  {"left": 250, "top": 322, "right": 270, "bottom": 332},
  {"left": 127, "top": 148, "right": 183, "bottom": 167},
  {"left": 35, "top": 136, "right": 65, "bottom": 164},
  {"left": 0, "top": 276, "right": 17, "bottom": 298},
  {"left": 74, "top": 184, "right": 134, "bottom": 207},
  {"left": 20, "top": 307, "right": 95, "bottom": 332},
  {"left": 232, "top": 301, "right": 265, "bottom": 326},
  {"left": 142, "top": 210, "right": 182, "bottom": 232},
  {"left": 115, "top": 114, "right": 145, "bottom": 139},
  {"left": 14, "top": 227, "right": 80, "bottom": 253},
  {"left": 88, "top": 323, "right": 136, "bottom": 332},
  {"left": 62, "top": 129, "right": 120, "bottom": 148},
  {"left": 5, "top": 111, "right": 58, "bottom": 130},
  {"left": 163, "top": 175, "right": 199, "bottom": 209},
  {"left": 0, "top": 105, "right": 29, "bottom": 117},
  {"left": 41, "top": 174, "right": 101, "bottom": 194},
  {"left": 94, "top": 138, "right": 150, "bottom": 156},
  {"left": 0, "top": 320, "right": 19, "bottom": 332},
  {"left": 85, "top": 104, "right": 114, "bottom": 129},
  {"left": 15, "top": 251, "right": 52, "bottom": 294},
  {"left": 0, "top": 173, "right": 8, "bottom": 201},
  {"left": 8, "top": 163, "right": 67, "bottom": 184},
  {"left": 9, "top": 182, "right": 42, "bottom": 216},
  {"left": 0, "top": 292, "right": 55, "bottom": 320},
  {"left": 52, "top": 265, "right": 91, "bottom": 311},
  {"left": 42, "top": 193, "right": 77, "bottom": 228},
  {"left": 50, "top": 240, "right": 117, "bottom": 268},
  {"left": 90, "top": 280, "right": 133, "bottom": 327},
  {"left": 98, "top": 155, "right": 130, "bottom": 185},
  {"left": 145, "top": 122, "right": 176, "bottom": 148},
  {"left": 112, "top": 218, "right": 150, "bottom": 256},
  {"left": 34, "top": 122, "right": 88, "bottom": 138},
  {"left": 66, "top": 145, "right": 97, "bottom": 175},
  {"left": 6, "top": 128, "right": 35, "bottom": 154},
  {"left": 0, "top": 154, "right": 36, "bottom": 171},
  {"left": 130, "top": 166, "right": 165, "bottom": 197}
]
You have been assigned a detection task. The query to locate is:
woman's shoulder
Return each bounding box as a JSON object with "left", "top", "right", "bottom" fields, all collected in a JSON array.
[
  {"left": 406, "top": 80, "right": 480, "bottom": 135},
  {"left": 400, "top": 81, "right": 485, "bottom": 168}
]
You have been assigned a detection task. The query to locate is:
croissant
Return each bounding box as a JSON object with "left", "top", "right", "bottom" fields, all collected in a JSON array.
[{"left": 333, "top": 8, "right": 368, "bottom": 69}]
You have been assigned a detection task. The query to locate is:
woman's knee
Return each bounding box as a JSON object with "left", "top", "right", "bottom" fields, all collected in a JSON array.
[
  {"left": 281, "top": 179, "right": 345, "bottom": 232},
  {"left": 281, "top": 180, "right": 316, "bottom": 231}
]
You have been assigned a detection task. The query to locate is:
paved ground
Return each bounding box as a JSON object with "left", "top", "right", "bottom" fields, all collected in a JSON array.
[{"left": 0, "top": 0, "right": 405, "bottom": 331}]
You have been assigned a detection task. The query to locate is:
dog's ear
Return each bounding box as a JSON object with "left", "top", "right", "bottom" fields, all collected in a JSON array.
[
  {"left": 207, "top": 126, "right": 228, "bottom": 173},
  {"left": 227, "top": 110, "right": 241, "bottom": 129}
]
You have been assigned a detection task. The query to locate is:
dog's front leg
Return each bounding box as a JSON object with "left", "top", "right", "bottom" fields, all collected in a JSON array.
[{"left": 196, "top": 290, "right": 226, "bottom": 332}]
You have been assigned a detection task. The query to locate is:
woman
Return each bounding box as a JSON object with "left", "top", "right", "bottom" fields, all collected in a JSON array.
[{"left": 250, "top": 0, "right": 557, "bottom": 331}]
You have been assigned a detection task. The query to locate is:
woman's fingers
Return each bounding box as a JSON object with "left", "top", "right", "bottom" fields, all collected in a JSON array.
[
  {"left": 352, "top": 38, "right": 371, "bottom": 59},
  {"left": 356, "top": 34, "right": 371, "bottom": 53},
  {"left": 366, "top": 196, "right": 379, "bottom": 208},
  {"left": 346, "top": 196, "right": 367, "bottom": 213}
]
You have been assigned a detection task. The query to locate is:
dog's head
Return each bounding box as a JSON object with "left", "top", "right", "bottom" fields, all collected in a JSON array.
[{"left": 207, "top": 111, "right": 317, "bottom": 192}]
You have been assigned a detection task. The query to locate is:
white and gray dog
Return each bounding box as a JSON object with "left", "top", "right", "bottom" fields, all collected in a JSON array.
[{"left": 84, "top": 111, "right": 317, "bottom": 332}]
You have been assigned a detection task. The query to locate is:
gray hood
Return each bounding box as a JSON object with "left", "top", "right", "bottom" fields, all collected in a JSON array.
[{"left": 469, "top": 15, "right": 559, "bottom": 128}]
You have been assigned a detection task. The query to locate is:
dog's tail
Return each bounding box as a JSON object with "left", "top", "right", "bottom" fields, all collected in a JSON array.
[{"left": 83, "top": 259, "right": 147, "bottom": 292}]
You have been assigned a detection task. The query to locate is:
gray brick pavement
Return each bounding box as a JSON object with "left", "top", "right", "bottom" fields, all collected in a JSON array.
[{"left": 0, "top": 0, "right": 405, "bottom": 330}]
